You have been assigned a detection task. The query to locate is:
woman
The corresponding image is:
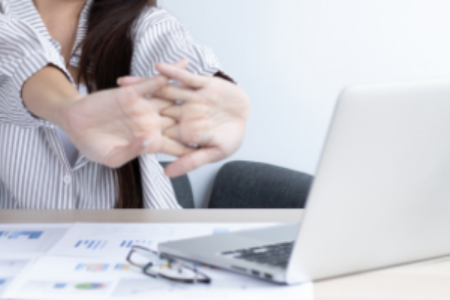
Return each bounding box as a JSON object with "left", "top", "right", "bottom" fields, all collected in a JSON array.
[{"left": 0, "top": 0, "right": 249, "bottom": 209}]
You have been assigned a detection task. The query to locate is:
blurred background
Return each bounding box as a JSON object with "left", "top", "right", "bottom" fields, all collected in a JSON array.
[{"left": 158, "top": 0, "right": 450, "bottom": 207}]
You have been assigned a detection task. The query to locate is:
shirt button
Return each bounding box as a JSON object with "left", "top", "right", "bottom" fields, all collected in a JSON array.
[{"left": 63, "top": 175, "right": 72, "bottom": 184}]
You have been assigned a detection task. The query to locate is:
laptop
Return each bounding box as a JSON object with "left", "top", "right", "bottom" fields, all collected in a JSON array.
[{"left": 159, "top": 80, "right": 450, "bottom": 284}]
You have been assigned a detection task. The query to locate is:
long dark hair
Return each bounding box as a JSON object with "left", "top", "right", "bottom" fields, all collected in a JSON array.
[{"left": 79, "top": 0, "right": 156, "bottom": 208}]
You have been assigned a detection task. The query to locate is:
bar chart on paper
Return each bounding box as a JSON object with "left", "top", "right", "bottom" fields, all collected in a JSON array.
[
  {"left": 119, "top": 240, "right": 152, "bottom": 248},
  {"left": 70, "top": 238, "right": 152, "bottom": 254},
  {"left": 74, "top": 240, "right": 108, "bottom": 250},
  {"left": 75, "top": 263, "right": 110, "bottom": 272},
  {"left": 0, "top": 225, "right": 69, "bottom": 254},
  {"left": 0, "top": 231, "right": 43, "bottom": 239}
]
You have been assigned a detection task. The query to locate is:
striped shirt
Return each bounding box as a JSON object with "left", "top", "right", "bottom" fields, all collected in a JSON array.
[{"left": 0, "top": 0, "right": 222, "bottom": 209}]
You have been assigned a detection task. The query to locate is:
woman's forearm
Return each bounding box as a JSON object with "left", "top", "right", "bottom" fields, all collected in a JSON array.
[{"left": 22, "top": 65, "right": 82, "bottom": 130}]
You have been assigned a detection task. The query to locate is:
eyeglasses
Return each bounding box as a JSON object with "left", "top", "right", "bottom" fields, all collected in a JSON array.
[{"left": 126, "top": 245, "right": 211, "bottom": 284}]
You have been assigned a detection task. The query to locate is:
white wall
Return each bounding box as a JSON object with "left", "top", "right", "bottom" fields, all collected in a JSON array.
[{"left": 159, "top": 0, "right": 450, "bottom": 208}]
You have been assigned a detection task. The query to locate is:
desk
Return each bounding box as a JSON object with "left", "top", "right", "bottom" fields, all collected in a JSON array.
[{"left": 1, "top": 209, "right": 450, "bottom": 300}]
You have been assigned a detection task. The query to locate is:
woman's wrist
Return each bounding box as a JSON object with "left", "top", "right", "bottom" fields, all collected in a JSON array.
[{"left": 53, "top": 93, "right": 84, "bottom": 132}]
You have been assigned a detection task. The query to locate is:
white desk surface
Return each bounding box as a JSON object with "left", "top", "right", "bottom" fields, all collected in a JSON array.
[{"left": 1, "top": 209, "right": 450, "bottom": 300}]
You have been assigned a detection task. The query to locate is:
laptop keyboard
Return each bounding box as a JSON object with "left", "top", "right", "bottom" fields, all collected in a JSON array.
[{"left": 220, "top": 241, "right": 294, "bottom": 268}]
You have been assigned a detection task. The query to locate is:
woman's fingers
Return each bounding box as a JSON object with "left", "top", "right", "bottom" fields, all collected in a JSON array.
[
  {"left": 161, "top": 116, "right": 176, "bottom": 130},
  {"left": 105, "top": 134, "right": 195, "bottom": 168},
  {"left": 128, "top": 77, "right": 195, "bottom": 103},
  {"left": 163, "top": 122, "right": 208, "bottom": 145},
  {"left": 164, "top": 148, "right": 223, "bottom": 178},
  {"left": 117, "top": 59, "right": 190, "bottom": 87},
  {"left": 131, "top": 76, "right": 168, "bottom": 96},
  {"left": 156, "top": 85, "right": 198, "bottom": 103},
  {"left": 155, "top": 62, "right": 208, "bottom": 89},
  {"left": 161, "top": 103, "right": 208, "bottom": 120},
  {"left": 157, "top": 136, "right": 196, "bottom": 157},
  {"left": 103, "top": 136, "right": 149, "bottom": 168},
  {"left": 163, "top": 125, "right": 181, "bottom": 142},
  {"left": 149, "top": 98, "right": 174, "bottom": 112},
  {"left": 160, "top": 105, "right": 182, "bottom": 120},
  {"left": 117, "top": 76, "right": 146, "bottom": 86}
]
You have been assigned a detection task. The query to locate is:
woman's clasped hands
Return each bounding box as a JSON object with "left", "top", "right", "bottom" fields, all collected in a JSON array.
[
  {"left": 60, "top": 60, "right": 249, "bottom": 177},
  {"left": 119, "top": 60, "right": 250, "bottom": 177}
]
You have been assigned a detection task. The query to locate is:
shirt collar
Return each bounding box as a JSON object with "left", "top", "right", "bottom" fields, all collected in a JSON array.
[
  {"left": 71, "top": 0, "right": 93, "bottom": 66},
  {"left": 8, "top": 0, "right": 93, "bottom": 66},
  {"left": 8, "top": 0, "right": 58, "bottom": 49}
]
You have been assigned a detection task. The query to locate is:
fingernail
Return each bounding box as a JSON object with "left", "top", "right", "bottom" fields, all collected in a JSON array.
[
  {"left": 142, "top": 139, "right": 152, "bottom": 147},
  {"left": 168, "top": 79, "right": 181, "bottom": 86},
  {"left": 117, "top": 77, "right": 123, "bottom": 85}
]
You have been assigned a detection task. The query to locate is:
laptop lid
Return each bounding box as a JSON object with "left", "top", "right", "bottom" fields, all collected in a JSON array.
[{"left": 287, "top": 80, "right": 450, "bottom": 284}]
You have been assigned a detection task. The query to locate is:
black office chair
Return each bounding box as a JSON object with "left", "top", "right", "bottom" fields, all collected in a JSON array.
[
  {"left": 208, "top": 161, "right": 313, "bottom": 208},
  {"left": 159, "top": 162, "right": 195, "bottom": 209}
]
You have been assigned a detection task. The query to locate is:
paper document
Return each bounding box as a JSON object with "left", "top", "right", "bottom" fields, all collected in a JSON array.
[
  {"left": 5, "top": 255, "right": 312, "bottom": 300},
  {"left": 0, "top": 224, "right": 71, "bottom": 298},
  {"left": 0, "top": 224, "right": 70, "bottom": 254}
]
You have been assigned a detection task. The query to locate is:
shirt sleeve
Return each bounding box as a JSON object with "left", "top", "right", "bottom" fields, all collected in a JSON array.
[
  {"left": 0, "top": 10, "right": 70, "bottom": 128},
  {"left": 139, "top": 155, "right": 182, "bottom": 209},
  {"left": 131, "top": 7, "right": 222, "bottom": 78}
]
